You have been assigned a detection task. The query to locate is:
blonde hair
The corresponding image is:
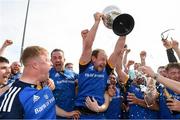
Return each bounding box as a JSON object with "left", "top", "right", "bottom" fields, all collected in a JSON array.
[{"left": 20, "top": 46, "right": 48, "bottom": 66}]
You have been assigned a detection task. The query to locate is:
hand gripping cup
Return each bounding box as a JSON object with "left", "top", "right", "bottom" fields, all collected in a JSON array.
[{"left": 102, "top": 5, "right": 135, "bottom": 36}]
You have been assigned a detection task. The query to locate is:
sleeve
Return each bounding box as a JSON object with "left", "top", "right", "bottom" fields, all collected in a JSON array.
[
  {"left": 166, "top": 48, "right": 178, "bottom": 63},
  {"left": 79, "top": 61, "right": 91, "bottom": 73},
  {"left": 74, "top": 73, "right": 79, "bottom": 80},
  {"left": 0, "top": 89, "right": 24, "bottom": 119},
  {"left": 106, "top": 62, "right": 114, "bottom": 76},
  {"left": 125, "top": 78, "right": 133, "bottom": 90}
]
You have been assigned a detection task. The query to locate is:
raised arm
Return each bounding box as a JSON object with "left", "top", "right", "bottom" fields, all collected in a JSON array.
[
  {"left": 123, "top": 48, "right": 131, "bottom": 72},
  {"left": 116, "top": 49, "right": 129, "bottom": 84},
  {"left": 108, "top": 36, "right": 126, "bottom": 68},
  {"left": 125, "top": 60, "right": 135, "bottom": 73},
  {"left": 171, "top": 39, "right": 180, "bottom": 60},
  {"left": 122, "top": 45, "right": 129, "bottom": 67},
  {"left": 140, "top": 50, "right": 146, "bottom": 66},
  {"left": 162, "top": 39, "right": 178, "bottom": 63},
  {"left": 141, "top": 65, "right": 180, "bottom": 94},
  {"left": 0, "top": 40, "right": 13, "bottom": 56},
  {"left": 79, "top": 12, "right": 103, "bottom": 65}
]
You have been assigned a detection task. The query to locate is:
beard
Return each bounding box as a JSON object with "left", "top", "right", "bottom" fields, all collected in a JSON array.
[
  {"left": 54, "top": 63, "right": 63, "bottom": 71},
  {"left": 12, "top": 69, "right": 19, "bottom": 74},
  {"left": 94, "top": 63, "right": 105, "bottom": 72}
]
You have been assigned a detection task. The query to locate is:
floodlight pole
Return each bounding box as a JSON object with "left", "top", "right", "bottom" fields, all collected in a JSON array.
[{"left": 20, "top": 0, "right": 30, "bottom": 61}]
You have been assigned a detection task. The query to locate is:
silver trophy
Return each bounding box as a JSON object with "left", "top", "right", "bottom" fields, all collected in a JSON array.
[
  {"left": 102, "top": 5, "right": 135, "bottom": 36},
  {"left": 144, "top": 85, "right": 156, "bottom": 107},
  {"left": 144, "top": 78, "right": 159, "bottom": 107}
]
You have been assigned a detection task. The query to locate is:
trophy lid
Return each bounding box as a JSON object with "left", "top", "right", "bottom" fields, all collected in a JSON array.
[
  {"left": 102, "top": 5, "right": 121, "bottom": 15},
  {"left": 102, "top": 5, "right": 121, "bottom": 29}
]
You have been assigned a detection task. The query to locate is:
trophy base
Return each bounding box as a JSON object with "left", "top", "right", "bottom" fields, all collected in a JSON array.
[{"left": 112, "top": 13, "right": 135, "bottom": 36}]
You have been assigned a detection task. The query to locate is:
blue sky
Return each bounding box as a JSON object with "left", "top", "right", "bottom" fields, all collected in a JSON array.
[{"left": 0, "top": 0, "right": 180, "bottom": 72}]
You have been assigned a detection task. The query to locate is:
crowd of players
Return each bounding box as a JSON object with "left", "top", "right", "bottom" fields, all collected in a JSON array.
[{"left": 0, "top": 12, "right": 180, "bottom": 119}]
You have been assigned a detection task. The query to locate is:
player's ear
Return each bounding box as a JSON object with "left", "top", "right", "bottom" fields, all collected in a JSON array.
[{"left": 91, "top": 56, "right": 96, "bottom": 63}]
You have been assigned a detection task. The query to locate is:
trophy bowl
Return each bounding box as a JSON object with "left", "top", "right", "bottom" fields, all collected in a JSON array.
[{"left": 102, "top": 5, "right": 135, "bottom": 36}]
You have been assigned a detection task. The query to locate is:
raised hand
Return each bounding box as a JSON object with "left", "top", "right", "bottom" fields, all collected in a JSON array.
[
  {"left": 140, "top": 66, "right": 155, "bottom": 78},
  {"left": 162, "top": 39, "right": 172, "bottom": 49},
  {"left": 171, "top": 38, "right": 179, "bottom": 50},
  {"left": 94, "top": 12, "right": 103, "bottom": 22},
  {"left": 2, "top": 39, "right": 13, "bottom": 48},
  {"left": 140, "top": 50, "right": 147, "bottom": 60},
  {"left": 125, "top": 49, "right": 131, "bottom": 54},
  {"left": 127, "top": 60, "right": 135, "bottom": 67},
  {"left": 81, "top": 29, "right": 89, "bottom": 40}
]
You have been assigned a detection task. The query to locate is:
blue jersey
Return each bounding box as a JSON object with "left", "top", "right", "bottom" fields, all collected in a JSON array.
[
  {"left": 105, "top": 84, "right": 122, "bottom": 119},
  {"left": 159, "top": 87, "right": 180, "bottom": 119},
  {"left": 127, "top": 84, "right": 158, "bottom": 119},
  {"left": 0, "top": 80, "right": 56, "bottom": 119},
  {"left": 75, "top": 62, "right": 112, "bottom": 107},
  {"left": 49, "top": 67, "right": 78, "bottom": 112},
  {"left": 8, "top": 72, "right": 21, "bottom": 84}
]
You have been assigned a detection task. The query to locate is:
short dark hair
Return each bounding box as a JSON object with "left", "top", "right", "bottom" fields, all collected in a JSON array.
[
  {"left": 158, "top": 66, "right": 165, "bottom": 69},
  {"left": 65, "top": 62, "right": 73, "bottom": 68},
  {"left": 157, "top": 65, "right": 166, "bottom": 73},
  {"left": 51, "top": 49, "right": 64, "bottom": 57},
  {"left": 91, "top": 49, "right": 105, "bottom": 58},
  {"left": 165, "top": 62, "right": 180, "bottom": 71},
  {"left": 0, "top": 56, "right": 9, "bottom": 64}
]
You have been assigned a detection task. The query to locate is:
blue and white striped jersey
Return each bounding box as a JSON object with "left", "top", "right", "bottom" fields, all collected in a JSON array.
[{"left": 0, "top": 80, "right": 56, "bottom": 119}]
